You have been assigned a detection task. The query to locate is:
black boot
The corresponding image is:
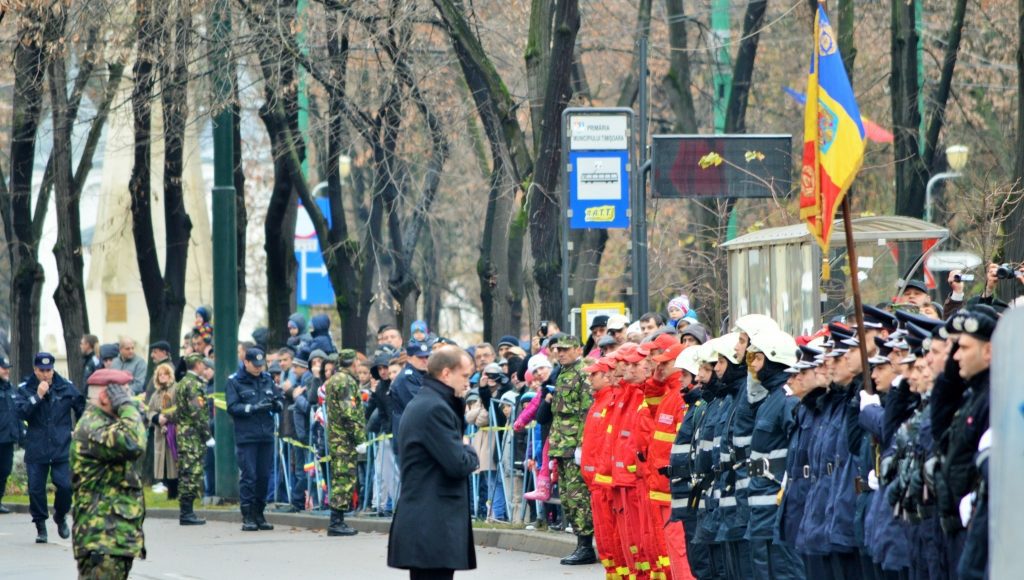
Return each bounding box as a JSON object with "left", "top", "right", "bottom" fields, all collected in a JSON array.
[
  {"left": 240, "top": 504, "right": 258, "bottom": 532},
  {"left": 35, "top": 521, "right": 48, "bottom": 544},
  {"left": 254, "top": 502, "right": 274, "bottom": 531},
  {"left": 179, "top": 497, "right": 206, "bottom": 526},
  {"left": 327, "top": 509, "right": 358, "bottom": 537},
  {"left": 54, "top": 515, "right": 70, "bottom": 539},
  {"left": 0, "top": 503, "right": 10, "bottom": 514},
  {"left": 560, "top": 534, "right": 597, "bottom": 565}
]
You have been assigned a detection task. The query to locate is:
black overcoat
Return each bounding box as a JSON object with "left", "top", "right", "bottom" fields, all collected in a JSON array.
[{"left": 387, "top": 376, "right": 479, "bottom": 571}]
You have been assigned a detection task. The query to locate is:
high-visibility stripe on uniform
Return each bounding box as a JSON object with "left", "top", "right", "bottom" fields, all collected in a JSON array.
[
  {"left": 736, "top": 477, "right": 751, "bottom": 490},
  {"left": 748, "top": 494, "right": 780, "bottom": 506},
  {"left": 653, "top": 431, "right": 675, "bottom": 442},
  {"left": 719, "top": 497, "right": 737, "bottom": 507},
  {"left": 645, "top": 396, "right": 664, "bottom": 405},
  {"left": 595, "top": 474, "right": 613, "bottom": 484},
  {"left": 733, "top": 435, "right": 752, "bottom": 446},
  {"left": 750, "top": 448, "right": 788, "bottom": 460},
  {"left": 658, "top": 555, "right": 671, "bottom": 567},
  {"left": 649, "top": 490, "right": 672, "bottom": 502},
  {"left": 699, "top": 440, "right": 714, "bottom": 450},
  {"left": 671, "top": 443, "right": 691, "bottom": 454}
]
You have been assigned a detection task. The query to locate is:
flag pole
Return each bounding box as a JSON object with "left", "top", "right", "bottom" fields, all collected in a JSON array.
[{"left": 841, "top": 195, "right": 874, "bottom": 394}]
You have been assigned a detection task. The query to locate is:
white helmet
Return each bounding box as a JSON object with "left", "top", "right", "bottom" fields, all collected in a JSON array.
[
  {"left": 674, "top": 345, "right": 701, "bottom": 376},
  {"left": 731, "top": 314, "right": 779, "bottom": 336},
  {"left": 747, "top": 329, "right": 799, "bottom": 367},
  {"left": 707, "top": 333, "right": 741, "bottom": 364}
]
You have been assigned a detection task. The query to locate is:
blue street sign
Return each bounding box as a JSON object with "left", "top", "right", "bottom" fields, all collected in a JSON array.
[
  {"left": 568, "top": 150, "right": 630, "bottom": 229},
  {"left": 295, "top": 197, "right": 334, "bottom": 306}
]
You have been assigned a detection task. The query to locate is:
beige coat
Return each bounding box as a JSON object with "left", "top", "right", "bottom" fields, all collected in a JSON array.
[
  {"left": 465, "top": 401, "right": 494, "bottom": 472},
  {"left": 146, "top": 382, "right": 179, "bottom": 480}
]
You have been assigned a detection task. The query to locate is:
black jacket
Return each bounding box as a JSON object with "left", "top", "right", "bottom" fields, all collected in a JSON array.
[
  {"left": 387, "top": 376, "right": 479, "bottom": 571},
  {"left": 226, "top": 369, "right": 283, "bottom": 444},
  {"left": 0, "top": 379, "right": 22, "bottom": 444},
  {"left": 16, "top": 372, "right": 85, "bottom": 463}
]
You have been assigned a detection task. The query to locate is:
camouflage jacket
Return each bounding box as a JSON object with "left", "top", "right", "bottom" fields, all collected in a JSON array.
[
  {"left": 547, "top": 359, "right": 593, "bottom": 458},
  {"left": 70, "top": 402, "right": 148, "bottom": 560},
  {"left": 175, "top": 372, "right": 211, "bottom": 443},
  {"left": 324, "top": 368, "right": 363, "bottom": 449}
]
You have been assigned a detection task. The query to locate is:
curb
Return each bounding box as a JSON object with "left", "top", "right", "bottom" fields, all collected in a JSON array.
[{"left": 2, "top": 504, "right": 577, "bottom": 559}]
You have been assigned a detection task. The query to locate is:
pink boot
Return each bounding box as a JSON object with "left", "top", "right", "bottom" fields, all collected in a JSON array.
[{"left": 524, "top": 475, "right": 551, "bottom": 502}]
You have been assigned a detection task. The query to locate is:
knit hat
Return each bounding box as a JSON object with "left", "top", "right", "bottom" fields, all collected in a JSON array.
[{"left": 667, "top": 295, "right": 690, "bottom": 316}]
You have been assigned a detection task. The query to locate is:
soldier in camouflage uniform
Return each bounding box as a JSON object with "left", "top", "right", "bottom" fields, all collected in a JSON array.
[
  {"left": 547, "top": 333, "right": 597, "bottom": 566},
  {"left": 70, "top": 369, "right": 148, "bottom": 579},
  {"left": 324, "top": 349, "right": 361, "bottom": 536},
  {"left": 176, "top": 354, "right": 210, "bottom": 525}
]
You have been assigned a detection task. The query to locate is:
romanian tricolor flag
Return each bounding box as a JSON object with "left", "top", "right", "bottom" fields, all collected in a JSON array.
[
  {"left": 799, "top": 2, "right": 866, "bottom": 277},
  {"left": 303, "top": 461, "right": 316, "bottom": 475}
]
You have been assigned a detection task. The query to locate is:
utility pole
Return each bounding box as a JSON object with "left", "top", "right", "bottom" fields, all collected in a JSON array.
[{"left": 210, "top": 0, "right": 239, "bottom": 500}]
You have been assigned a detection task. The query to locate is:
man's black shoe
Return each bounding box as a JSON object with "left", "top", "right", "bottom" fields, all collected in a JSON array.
[
  {"left": 275, "top": 504, "right": 301, "bottom": 513},
  {"left": 326, "top": 509, "right": 358, "bottom": 537},
  {"left": 0, "top": 504, "right": 10, "bottom": 514},
  {"left": 240, "top": 504, "right": 258, "bottom": 532},
  {"left": 55, "top": 516, "right": 70, "bottom": 539},
  {"left": 35, "top": 521, "right": 47, "bottom": 544},
  {"left": 254, "top": 502, "right": 274, "bottom": 530},
  {"left": 560, "top": 534, "right": 598, "bottom": 565}
]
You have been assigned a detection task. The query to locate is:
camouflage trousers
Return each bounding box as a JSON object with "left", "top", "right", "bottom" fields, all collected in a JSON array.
[
  {"left": 177, "top": 437, "right": 205, "bottom": 500},
  {"left": 555, "top": 458, "right": 594, "bottom": 536},
  {"left": 76, "top": 553, "right": 133, "bottom": 579},
  {"left": 328, "top": 444, "right": 358, "bottom": 512}
]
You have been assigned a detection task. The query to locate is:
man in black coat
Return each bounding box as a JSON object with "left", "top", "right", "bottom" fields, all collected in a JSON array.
[
  {"left": 0, "top": 356, "right": 21, "bottom": 514},
  {"left": 15, "top": 352, "right": 86, "bottom": 543},
  {"left": 388, "top": 346, "right": 479, "bottom": 580}
]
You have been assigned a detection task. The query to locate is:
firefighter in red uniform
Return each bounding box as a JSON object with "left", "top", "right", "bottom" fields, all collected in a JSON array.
[
  {"left": 582, "top": 357, "right": 627, "bottom": 579},
  {"left": 611, "top": 343, "right": 659, "bottom": 578},
  {"left": 643, "top": 341, "right": 695, "bottom": 580}
]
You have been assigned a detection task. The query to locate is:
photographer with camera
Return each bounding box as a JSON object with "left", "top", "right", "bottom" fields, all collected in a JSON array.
[
  {"left": 226, "top": 348, "right": 284, "bottom": 531},
  {"left": 944, "top": 262, "right": 1023, "bottom": 315}
]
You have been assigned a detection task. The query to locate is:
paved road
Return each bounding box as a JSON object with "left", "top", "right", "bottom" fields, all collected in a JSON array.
[{"left": 0, "top": 514, "right": 601, "bottom": 579}]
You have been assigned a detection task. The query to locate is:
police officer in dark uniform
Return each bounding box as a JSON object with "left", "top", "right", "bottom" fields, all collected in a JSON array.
[
  {"left": 15, "top": 352, "right": 86, "bottom": 543},
  {"left": 932, "top": 306, "right": 996, "bottom": 578},
  {"left": 388, "top": 342, "right": 429, "bottom": 450},
  {"left": 226, "top": 348, "right": 283, "bottom": 531},
  {"left": 0, "top": 356, "right": 20, "bottom": 514}
]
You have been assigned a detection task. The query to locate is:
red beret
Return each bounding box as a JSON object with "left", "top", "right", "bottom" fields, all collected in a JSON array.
[{"left": 87, "top": 369, "right": 134, "bottom": 387}]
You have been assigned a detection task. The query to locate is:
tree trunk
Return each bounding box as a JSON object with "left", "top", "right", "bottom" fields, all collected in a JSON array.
[
  {"left": 890, "top": 0, "right": 927, "bottom": 217},
  {"left": 724, "top": 0, "right": 768, "bottom": 134},
  {"left": 128, "top": 0, "right": 170, "bottom": 354},
  {"left": 48, "top": 16, "right": 90, "bottom": 388},
  {"left": 234, "top": 97, "right": 248, "bottom": 319},
  {"left": 5, "top": 8, "right": 48, "bottom": 377},
  {"left": 260, "top": 105, "right": 298, "bottom": 350},
  {"left": 527, "top": 0, "right": 580, "bottom": 327},
  {"left": 1005, "top": 0, "right": 1024, "bottom": 262},
  {"left": 158, "top": 0, "right": 193, "bottom": 358}
]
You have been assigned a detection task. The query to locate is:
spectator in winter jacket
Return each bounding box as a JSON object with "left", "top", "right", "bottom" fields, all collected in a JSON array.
[
  {"left": 287, "top": 313, "right": 312, "bottom": 351},
  {"left": 309, "top": 314, "right": 336, "bottom": 354}
]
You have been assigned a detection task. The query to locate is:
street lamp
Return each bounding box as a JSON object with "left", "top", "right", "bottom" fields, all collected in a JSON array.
[{"left": 925, "top": 144, "right": 969, "bottom": 222}]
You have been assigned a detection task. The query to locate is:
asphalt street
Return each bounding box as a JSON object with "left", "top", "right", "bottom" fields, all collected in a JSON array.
[{"left": 0, "top": 514, "right": 601, "bottom": 579}]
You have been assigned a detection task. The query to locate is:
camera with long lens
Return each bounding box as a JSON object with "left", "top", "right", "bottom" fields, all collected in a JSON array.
[{"left": 995, "top": 263, "right": 1022, "bottom": 280}]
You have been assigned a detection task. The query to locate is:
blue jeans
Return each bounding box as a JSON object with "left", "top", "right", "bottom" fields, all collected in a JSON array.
[{"left": 487, "top": 470, "right": 507, "bottom": 521}]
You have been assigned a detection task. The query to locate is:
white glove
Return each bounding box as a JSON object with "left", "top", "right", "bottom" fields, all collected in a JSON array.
[
  {"left": 960, "top": 492, "right": 976, "bottom": 528},
  {"left": 868, "top": 469, "right": 879, "bottom": 491},
  {"left": 859, "top": 390, "right": 881, "bottom": 411},
  {"left": 978, "top": 428, "right": 992, "bottom": 452},
  {"left": 574, "top": 446, "right": 582, "bottom": 466},
  {"left": 355, "top": 443, "right": 368, "bottom": 454},
  {"left": 206, "top": 438, "right": 216, "bottom": 448}
]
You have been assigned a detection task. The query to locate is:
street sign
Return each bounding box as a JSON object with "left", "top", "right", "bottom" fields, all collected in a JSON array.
[
  {"left": 579, "top": 302, "right": 627, "bottom": 343},
  {"left": 295, "top": 198, "right": 334, "bottom": 305},
  {"left": 651, "top": 134, "right": 792, "bottom": 199},
  {"left": 564, "top": 109, "right": 633, "bottom": 230}
]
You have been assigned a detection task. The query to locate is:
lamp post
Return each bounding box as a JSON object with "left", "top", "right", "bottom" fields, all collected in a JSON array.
[{"left": 925, "top": 144, "right": 969, "bottom": 222}]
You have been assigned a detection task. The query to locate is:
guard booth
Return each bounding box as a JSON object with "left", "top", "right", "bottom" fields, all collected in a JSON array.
[{"left": 720, "top": 216, "right": 949, "bottom": 336}]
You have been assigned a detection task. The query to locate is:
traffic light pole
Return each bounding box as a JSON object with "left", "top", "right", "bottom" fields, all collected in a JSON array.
[{"left": 210, "top": 0, "right": 239, "bottom": 500}]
